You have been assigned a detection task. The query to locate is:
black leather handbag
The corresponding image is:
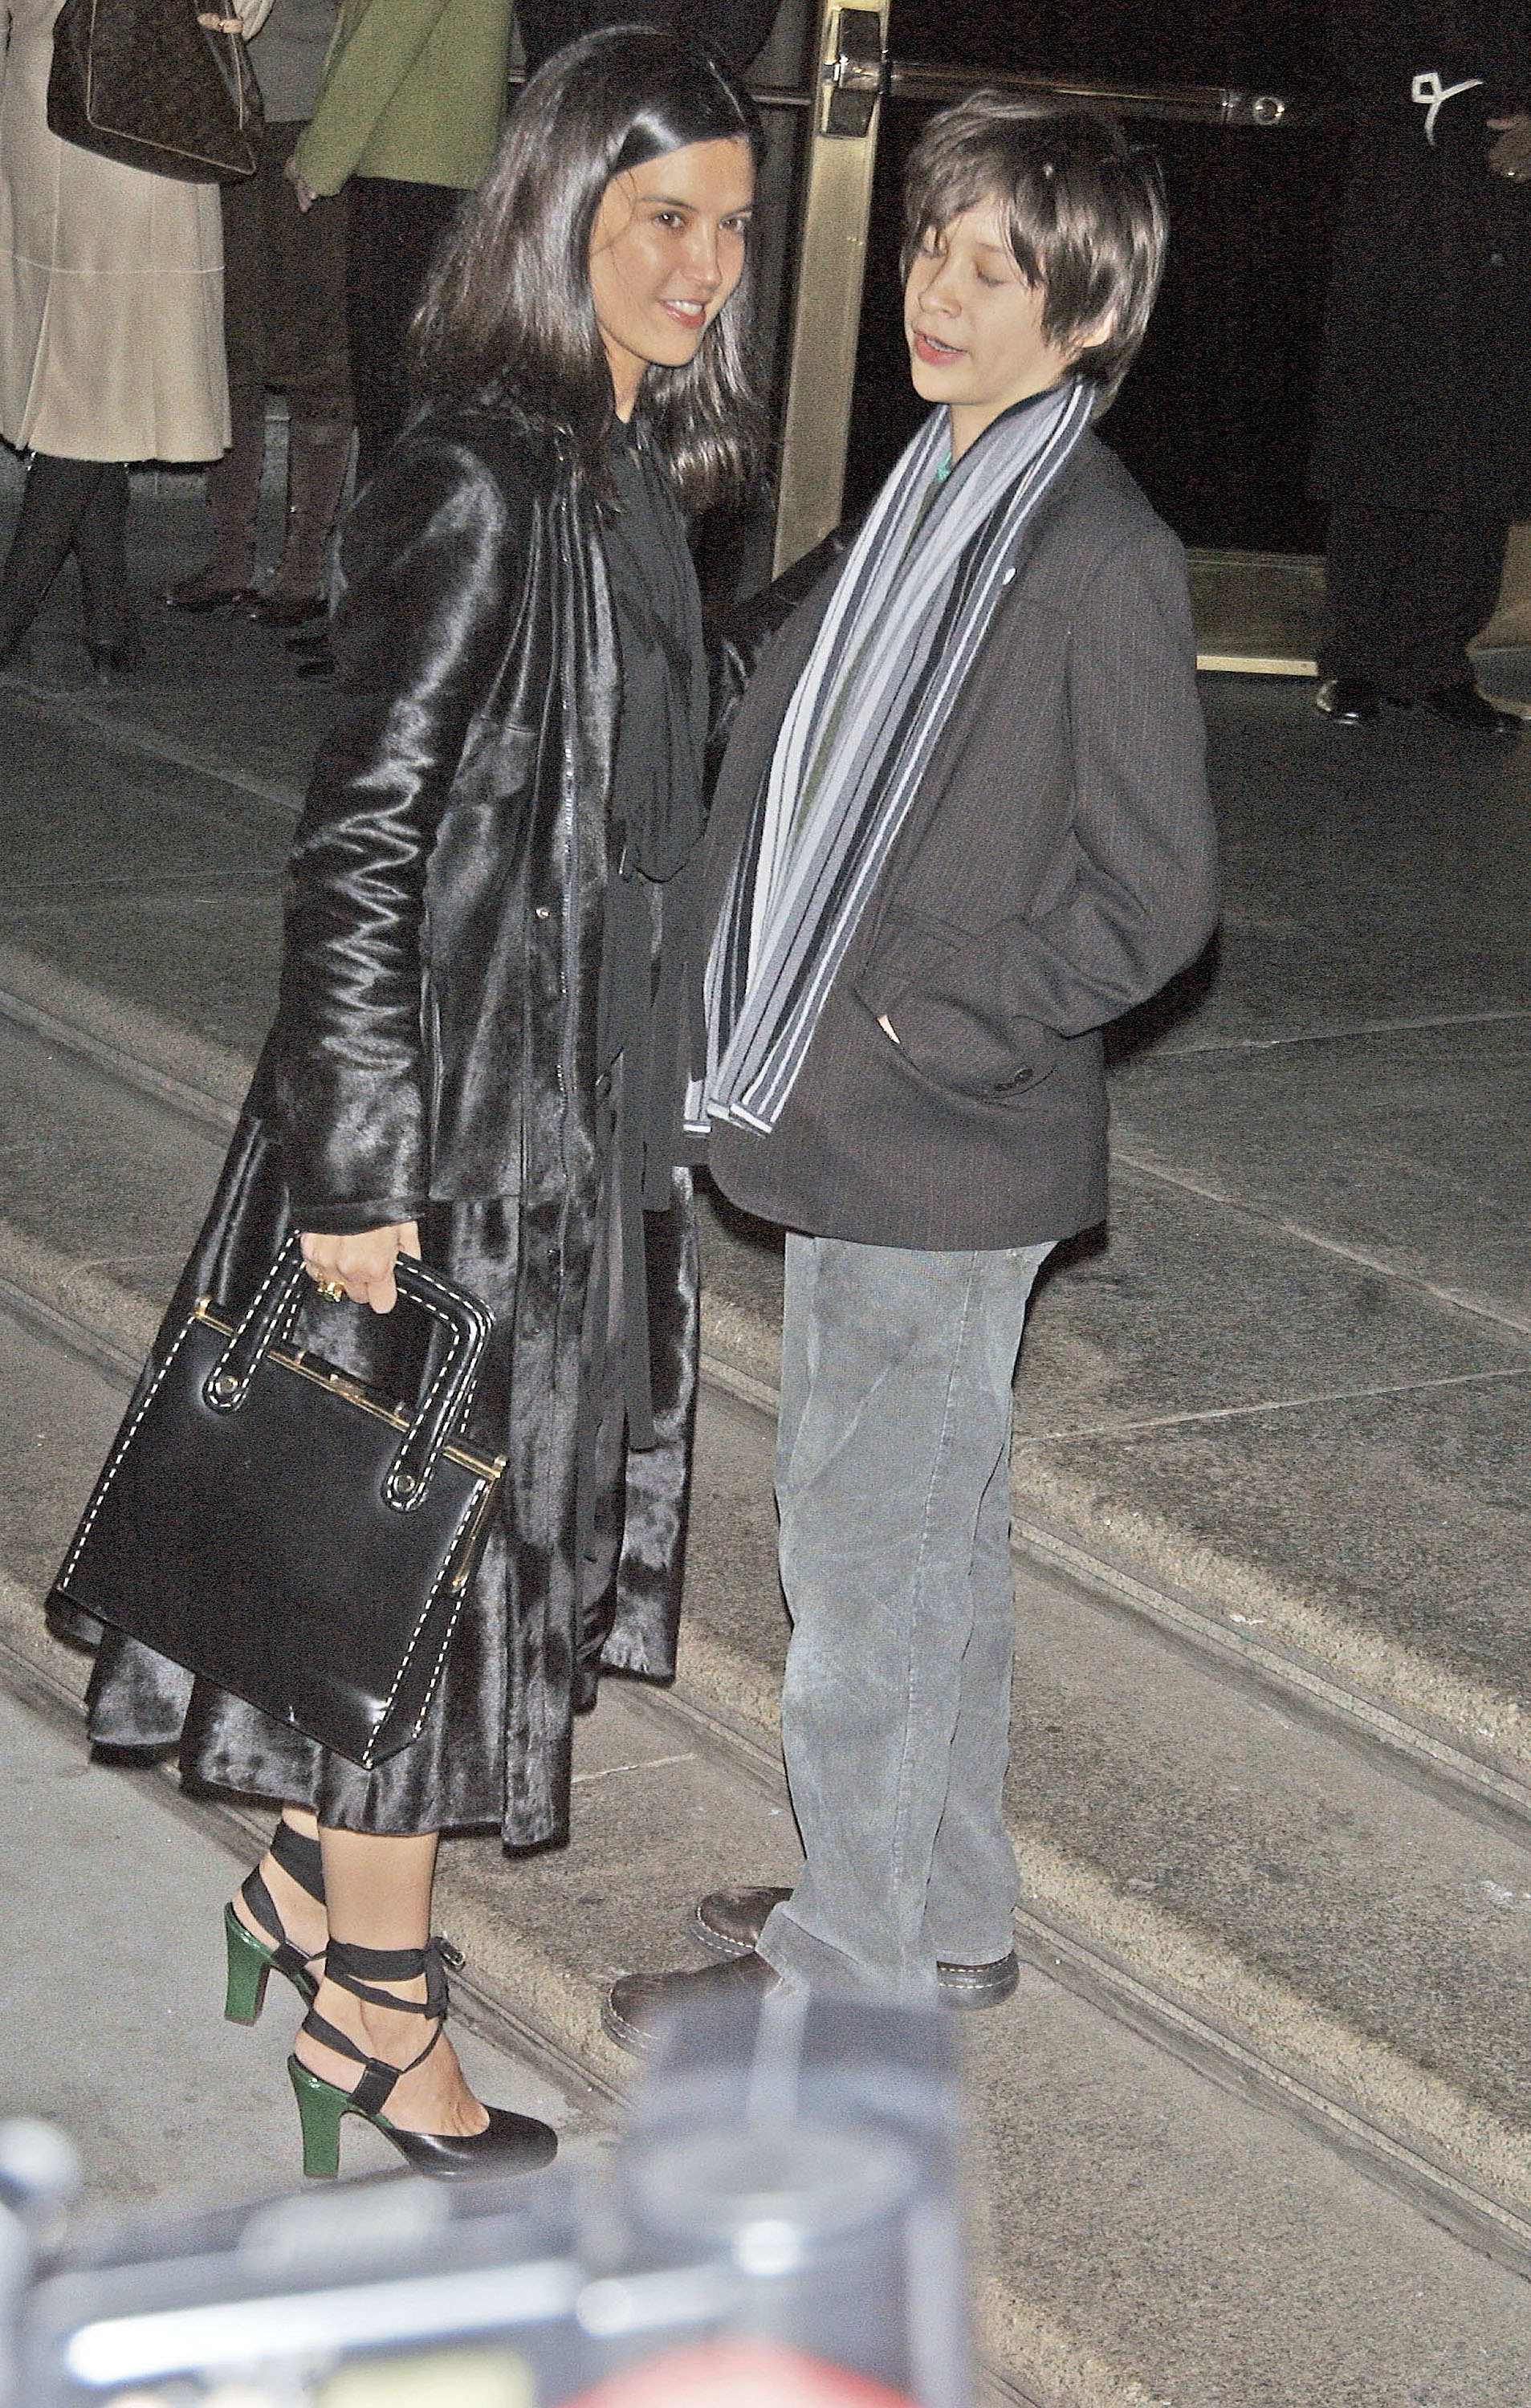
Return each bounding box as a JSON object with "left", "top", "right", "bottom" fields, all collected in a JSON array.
[
  {"left": 47, "top": 0, "right": 263, "bottom": 183},
  {"left": 53, "top": 1240, "right": 503, "bottom": 1769}
]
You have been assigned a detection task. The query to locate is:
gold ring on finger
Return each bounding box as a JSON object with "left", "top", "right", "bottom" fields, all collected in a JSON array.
[{"left": 312, "top": 1277, "right": 347, "bottom": 1303}]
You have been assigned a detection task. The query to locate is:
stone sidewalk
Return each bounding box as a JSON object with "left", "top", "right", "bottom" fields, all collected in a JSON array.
[
  {"left": 5, "top": 457, "right": 1528, "bottom": 1791},
  {"left": 6, "top": 460, "right": 1531, "bottom": 2405},
  {"left": 0, "top": 1661, "right": 603, "bottom": 2215}
]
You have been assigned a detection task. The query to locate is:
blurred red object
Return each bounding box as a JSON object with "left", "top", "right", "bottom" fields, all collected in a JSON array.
[{"left": 564, "top": 2338, "right": 918, "bottom": 2407}]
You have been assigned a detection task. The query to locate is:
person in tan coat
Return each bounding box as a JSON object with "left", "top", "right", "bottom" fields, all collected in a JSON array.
[{"left": 0, "top": 0, "right": 263, "bottom": 673}]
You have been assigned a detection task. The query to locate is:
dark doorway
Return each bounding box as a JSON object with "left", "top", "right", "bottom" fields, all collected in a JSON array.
[{"left": 844, "top": 2, "right": 1350, "bottom": 551}]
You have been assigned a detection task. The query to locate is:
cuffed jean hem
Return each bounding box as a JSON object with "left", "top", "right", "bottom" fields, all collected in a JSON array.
[{"left": 757, "top": 1902, "right": 938, "bottom": 2006}]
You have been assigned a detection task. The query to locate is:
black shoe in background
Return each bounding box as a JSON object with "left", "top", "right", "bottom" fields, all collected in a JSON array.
[{"left": 1315, "top": 675, "right": 1382, "bottom": 723}]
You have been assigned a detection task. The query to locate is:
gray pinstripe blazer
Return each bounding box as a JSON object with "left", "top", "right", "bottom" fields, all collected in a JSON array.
[{"left": 704, "top": 433, "right": 1220, "bottom": 1251}]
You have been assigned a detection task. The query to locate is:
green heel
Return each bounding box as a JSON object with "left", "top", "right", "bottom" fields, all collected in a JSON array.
[
  {"left": 223, "top": 1901, "right": 277, "bottom": 2024},
  {"left": 289, "top": 1938, "right": 556, "bottom": 2181},
  {"left": 222, "top": 1821, "right": 327, "bottom": 2024},
  {"left": 287, "top": 2056, "right": 348, "bottom": 2180}
]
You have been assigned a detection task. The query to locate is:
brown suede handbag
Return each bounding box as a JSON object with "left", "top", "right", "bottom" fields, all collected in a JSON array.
[{"left": 47, "top": 0, "right": 263, "bottom": 182}]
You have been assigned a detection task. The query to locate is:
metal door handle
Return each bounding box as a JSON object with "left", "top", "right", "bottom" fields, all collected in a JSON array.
[{"left": 820, "top": 5, "right": 886, "bottom": 137}]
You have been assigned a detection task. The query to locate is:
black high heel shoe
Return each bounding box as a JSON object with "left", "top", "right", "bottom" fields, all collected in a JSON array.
[
  {"left": 288, "top": 1935, "right": 558, "bottom": 2181},
  {"left": 223, "top": 1820, "right": 327, "bottom": 2024}
]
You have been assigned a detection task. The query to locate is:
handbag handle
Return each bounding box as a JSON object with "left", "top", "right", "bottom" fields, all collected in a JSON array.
[{"left": 203, "top": 1238, "right": 494, "bottom": 1511}]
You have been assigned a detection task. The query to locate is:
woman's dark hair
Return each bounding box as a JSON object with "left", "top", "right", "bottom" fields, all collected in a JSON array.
[
  {"left": 412, "top": 25, "right": 765, "bottom": 510},
  {"left": 902, "top": 98, "right": 1167, "bottom": 411}
]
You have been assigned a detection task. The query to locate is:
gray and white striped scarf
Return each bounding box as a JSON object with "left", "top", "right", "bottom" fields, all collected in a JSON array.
[{"left": 688, "top": 376, "right": 1095, "bottom": 1139}]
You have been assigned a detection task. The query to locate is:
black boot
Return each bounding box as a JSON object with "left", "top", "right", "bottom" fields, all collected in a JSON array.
[
  {"left": 73, "top": 464, "right": 141, "bottom": 678},
  {"left": 245, "top": 418, "right": 352, "bottom": 625},
  {"left": 0, "top": 454, "right": 108, "bottom": 668},
  {"left": 162, "top": 412, "right": 263, "bottom": 611}
]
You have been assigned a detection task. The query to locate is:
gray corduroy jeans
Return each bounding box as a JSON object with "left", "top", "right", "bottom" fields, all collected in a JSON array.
[{"left": 757, "top": 1231, "right": 1053, "bottom": 2002}]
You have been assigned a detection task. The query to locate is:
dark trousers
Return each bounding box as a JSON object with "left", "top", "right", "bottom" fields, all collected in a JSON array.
[
  {"left": 346, "top": 177, "right": 462, "bottom": 488},
  {"left": 222, "top": 120, "right": 352, "bottom": 441},
  {"left": 0, "top": 456, "right": 131, "bottom": 660},
  {"left": 1319, "top": 503, "right": 1509, "bottom": 700}
]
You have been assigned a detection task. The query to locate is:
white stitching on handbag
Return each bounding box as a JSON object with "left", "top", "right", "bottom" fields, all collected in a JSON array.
[
  {"left": 64, "top": 1238, "right": 301, "bottom": 1577},
  {"left": 208, "top": 1244, "right": 306, "bottom": 1409},
  {"left": 381, "top": 1267, "right": 490, "bottom": 1504},
  {"left": 360, "top": 1486, "right": 485, "bottom": 1763},
  {"left": 60, "top": 1278, "right": 491, "bottom": 1766},
  {"left": 58, "top": 1311, "right": 200, "bottom": 1584}
]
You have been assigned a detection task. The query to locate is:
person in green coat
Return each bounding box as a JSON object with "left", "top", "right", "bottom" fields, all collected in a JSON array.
[{"left": 287, "top": 0, "right": 514, "bottom": 482}]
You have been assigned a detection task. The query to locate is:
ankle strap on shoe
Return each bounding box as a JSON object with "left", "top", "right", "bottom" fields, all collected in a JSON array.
[
  {"left": 238, "top": 1866, "right": 316, "bottom": 1984},
  {"left": 299, "top": 2003, "right": 444, "bottom": 2117},
  {"left": 324, "top": 1934, "right": 462, "bottom": 2017},
  {"left": 299, "top": 1934, "right": 462, "bottom": 2121},
  {"left": 268, "top": 1820, "right": 325, "bottom": 1903}
]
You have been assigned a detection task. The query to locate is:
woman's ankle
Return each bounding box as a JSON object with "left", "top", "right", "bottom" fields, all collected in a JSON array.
[
  {"left": 311, "top": 1970, "right": 428, "bottom": 2055},
  {"left": 237, "top": 1849, "right": 328, "bottom": 1957}
]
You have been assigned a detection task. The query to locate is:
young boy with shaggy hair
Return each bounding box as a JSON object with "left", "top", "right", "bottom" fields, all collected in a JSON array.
[{"left": 607, "top": 97, "right": 1220, "bottom": 2037}]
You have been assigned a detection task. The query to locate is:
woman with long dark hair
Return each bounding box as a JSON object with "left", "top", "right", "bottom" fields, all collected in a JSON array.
[{"left": 67, "top": 25, "right": 763, "bottom": 2177}]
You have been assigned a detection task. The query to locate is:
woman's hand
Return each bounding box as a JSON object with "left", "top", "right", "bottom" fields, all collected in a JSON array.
[
  {"left": 284, "top": 154, "right": 318, "bottom": 213},
  {"left": 300, "top": 1222, "right": 421, "bottom": 1314}
]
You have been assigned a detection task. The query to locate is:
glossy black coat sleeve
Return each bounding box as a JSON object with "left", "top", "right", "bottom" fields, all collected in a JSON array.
[{"left": 275, "top": 435, "right": 521, "bottom": 1233}]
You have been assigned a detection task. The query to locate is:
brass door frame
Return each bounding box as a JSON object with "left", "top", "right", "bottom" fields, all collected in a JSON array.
[
  {"left": 772, "top": 1, "right": 890, "bottom": 573},
  {"left": 769, "top": 5, "right": 1317, "bottom": 580}
]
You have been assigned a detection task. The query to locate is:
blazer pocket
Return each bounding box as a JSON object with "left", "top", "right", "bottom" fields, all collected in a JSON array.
[
  {"left": 855, "top": 991, "right": 1061, "bottom": 1104},
  {"left": 853, "top": 907, "right": 971, "bottom": 1019}
]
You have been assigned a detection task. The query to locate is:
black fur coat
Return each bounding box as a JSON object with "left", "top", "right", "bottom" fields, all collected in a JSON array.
[{"left": 75, "top": 401, "right": 703, "bottom": 1849}]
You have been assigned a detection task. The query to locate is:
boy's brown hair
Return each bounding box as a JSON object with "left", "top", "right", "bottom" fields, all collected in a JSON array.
[{"left": 902, "top": 96, "right": 1168, "bottom": 409}]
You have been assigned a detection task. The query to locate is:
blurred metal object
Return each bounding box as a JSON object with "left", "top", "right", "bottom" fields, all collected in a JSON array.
[
  {"left": 19, "top": 2173, "right": 584, "bottom": 2406},
  {"left": 0, "top": 2122, "right": 81, "bottom": 2408},
  {"left": 619, "top": 1989, "right": 969, "bottom": 2408},
  {"left": 9, "top": 1997, "right": 968, "bottom": 2408},
  {"left": 0, "top": 2123, "right": 81, "bottom": 2239}
]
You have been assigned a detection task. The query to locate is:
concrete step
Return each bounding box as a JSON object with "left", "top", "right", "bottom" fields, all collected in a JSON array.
[
  {"left": 7, "top": 974, "right": 1531, "bottom": 2257},
  {"left": 8, "top": 952, "right": 1531, "bottom": 2199},
  {"left": 0, "top": 1653, "right": 601, "bottom": 2218},
  {"left": 7, "top": 672, "right": 1531, "bottom": 1805},
  {"left": 10, "top": 451, "right": 1531, "bottom": 2403},
  {"left": 6, "top": 1289, "right": 1531, "bottom": 2408},
  {"left": 6, "top": 906, "right": 1531, "bottom": 1788},
  {"left": 15, "top": 1159, "right": 1531, "bottom": 2246}
]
